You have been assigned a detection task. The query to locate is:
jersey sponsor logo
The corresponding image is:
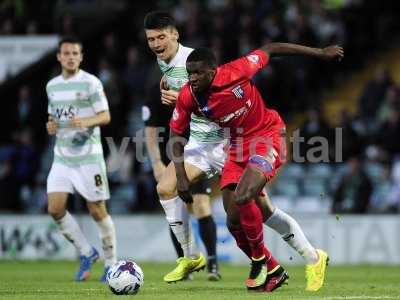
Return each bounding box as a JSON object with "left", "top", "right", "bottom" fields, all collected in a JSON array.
[
  {"left": 231, "top": 85, "right": 244, "bottom": 99},
  {"left": 54, "top": 105, "right": 78, "bottom": 120},
  {"left": 220, "top": 106, "right": 247, "bottom": 123},
  {"left": 219, "top": 99, "right": 251, "bottom": 124},
  {"left": 55, "top": 130, "right": 93, "bottom": 157},
  {"left": 246, "top": 54, "right": 259, "bottom": 64},
  {"left": 172, "top": 108, "right": 179, "bottom": 120}
]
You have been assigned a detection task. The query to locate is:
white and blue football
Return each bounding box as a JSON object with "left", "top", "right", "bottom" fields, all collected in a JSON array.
[{"left": 106, "top": 260, "right": 144, "bottom": 295}]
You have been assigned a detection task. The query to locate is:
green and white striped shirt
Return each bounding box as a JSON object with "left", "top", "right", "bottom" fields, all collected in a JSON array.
[
  {"left": 46, "top": 70, "right": 108, "bottom": 166},
  {"left": 158, "top": 44, "right": 224, "bottom": 143}
]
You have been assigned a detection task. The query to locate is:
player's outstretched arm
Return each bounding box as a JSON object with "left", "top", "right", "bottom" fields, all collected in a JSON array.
[
  {"left": 70, "top": 110, "right": 111, "bottom": 129},
  {"left": 169, "top": 130, "right": 193, "bottom": 204},
  {"left": 260, "top": 43, "right": 344, "bottom": 61}
]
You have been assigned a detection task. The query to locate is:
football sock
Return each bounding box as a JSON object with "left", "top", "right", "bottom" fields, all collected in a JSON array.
[
  {"left": 169, "top": 227, "right": 184, "bottom": 258},
  {"left": 198, "top": 215, "right": 217, "bottom": 262},
  {"left": 55, "top": 211, "right": 92, "bottom": 257},
  {"left": 160, "top": 196, "right": 196, "bottom": 257},
  {"left": 236, "top": 200, "right": 265, "bottom": 259},
  {"left": 263, "top": 246, "right": 280, "bottom": 273},
  {"left": 228, "top": 226, "right": 252, "bottom": 258},
  {"left": 96, "top": 215, "right": 117, "bottom": 267},
  {"left": 229, "top": 226, "right": 280, "bottom": 271},
  {"left": 265, "top": 207, "right": 318, "bottom": 264}
]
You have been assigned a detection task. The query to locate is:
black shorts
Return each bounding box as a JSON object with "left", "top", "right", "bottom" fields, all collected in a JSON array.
[{"left": 190, "top": 177, "right": 212, "bottom": 195}]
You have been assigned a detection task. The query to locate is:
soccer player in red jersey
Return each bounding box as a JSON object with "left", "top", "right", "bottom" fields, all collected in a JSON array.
[{"left": 169, "top": 43, "right": 343, "bottom": 291}]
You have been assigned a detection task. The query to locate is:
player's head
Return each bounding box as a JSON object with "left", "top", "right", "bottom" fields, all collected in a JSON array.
[
  {"left": 144, "top": 11, "right": 179, "bottom": 62},
  {"left": 186, "top": 47, "right": 217, "bottom": 93},
  {"left": 57, "top": 36, "right": 83, "bottom": 74}
]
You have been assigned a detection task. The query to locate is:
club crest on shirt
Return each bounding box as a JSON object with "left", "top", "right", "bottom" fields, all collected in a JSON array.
[
  {"left": 246, "top": 54, "right": 259, "bottom": 64},
  {"left": 76, "top": 91, "right": 88, "bottom": 101},
  {"left": 231, "top": 85, "right": 244, "bottom": 99}
]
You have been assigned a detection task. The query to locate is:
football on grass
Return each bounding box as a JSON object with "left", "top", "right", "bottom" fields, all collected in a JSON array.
[{"left": 106, "top": 260, "right": 144, "bottom": 295}]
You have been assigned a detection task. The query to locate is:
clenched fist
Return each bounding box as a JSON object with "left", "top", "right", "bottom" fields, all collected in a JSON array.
[{"left": 320, "top": 45, "right": 344, "bottom": 61}]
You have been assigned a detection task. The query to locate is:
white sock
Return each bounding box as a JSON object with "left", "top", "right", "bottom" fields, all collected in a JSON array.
[
  {"left": 55, "top": 211, "right": 92, "bottom": 257},
  {"left": 160, "top": 196, "right": 197, "bottom": 257},
  {"left": 96, "top": 215, "right": 117, "bottom": 267},
  {"left": 265, "top": 208, "right": 319, "bottom": 264}
]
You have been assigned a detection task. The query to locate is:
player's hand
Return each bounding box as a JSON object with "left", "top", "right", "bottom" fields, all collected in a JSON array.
[
  {"left": 46, "top": 116, "right": 58, "bottom": 135},
  {"left": 161, "top": 89, "right": 178, "bottom": 107},
  {"left": 177, "top": 177, "right": 193, "bottom": 204},
  {"left": 160, "top": 75, "right": 168, "bottom": 90},
  {"left": 320, "top": 45, "right": 344, "bottom": 61},
  {"left": 70, "top": 117, "right": 90, "bottom": 129},
  {"left": 152, "top": 160, "right": 166, "bottom": 183}
]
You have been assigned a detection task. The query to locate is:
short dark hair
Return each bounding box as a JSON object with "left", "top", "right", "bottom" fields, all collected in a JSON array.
[
  {"left": 58, "top": 36, "right": 83, "bottom": 52},
  {"left": 144, "top": 11, "right": 176, "bottom": 30},
  {"left": 187, "top": 47, "right": 217, "bottom": 68}
]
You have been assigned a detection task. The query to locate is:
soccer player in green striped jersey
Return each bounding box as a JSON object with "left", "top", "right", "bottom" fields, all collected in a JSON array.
[
  {"left": 144, "top": 11, "right": 225, "bottom": 282},
  {"left": 46, "top": 37, "right": 117, "bottom": 282}
]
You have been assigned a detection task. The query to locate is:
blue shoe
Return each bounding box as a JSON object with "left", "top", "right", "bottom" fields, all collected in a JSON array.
[
  {"left": 100, "top": 266, "right": 110, "bottom": 283},
  {"left": 75, "top": 247, "right": 99, "bottom": 281}
]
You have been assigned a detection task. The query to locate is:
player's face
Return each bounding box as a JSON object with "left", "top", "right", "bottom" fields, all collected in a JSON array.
[
  {"left": 186, "top": 61, "right": 216, "bottom": 93},
  {"left": 145, "top": 27, "right": 179, "bottom": 62},
  {"left": 57, "top": 43, "right": 83, "bottom": 74}
]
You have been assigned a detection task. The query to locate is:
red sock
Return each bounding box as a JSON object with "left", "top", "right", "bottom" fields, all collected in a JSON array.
[
  {"left": 236, "top": 200, "right": 265, "bottom": 259},
  {"left": 263, "top": 246, "right": 280, "bottom": 272},
  {"left": 228, "top": 227, "right": 251, "bottom": 258}
]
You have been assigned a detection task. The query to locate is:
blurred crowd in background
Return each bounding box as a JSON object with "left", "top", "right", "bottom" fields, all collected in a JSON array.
[{"left": 0, "top": 0, "right": 399, "bottom": 214}]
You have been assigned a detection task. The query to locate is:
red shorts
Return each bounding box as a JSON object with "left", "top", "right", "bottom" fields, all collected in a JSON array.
[{"left": 220, "top": 124, "right": 286, "bottom": 190}]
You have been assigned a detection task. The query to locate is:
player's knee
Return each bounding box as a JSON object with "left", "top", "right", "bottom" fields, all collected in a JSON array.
[
  {"left": 234, "top": 189, "right": 255, "bottom": 205},
  {"left": 47, "top": 205, "right": 65, "bottom": 220},
  {"left": 235, "top": 186, "right": 259, "bottom": 205},
  {"left": 156, "top": 180, "right": 177, "bottom": 200},
  {"left": 192, "top": 196, "right": 211, "bottom": 218},
  {"left": 88, "top": 203, "right": 108, "bottom": 221}
]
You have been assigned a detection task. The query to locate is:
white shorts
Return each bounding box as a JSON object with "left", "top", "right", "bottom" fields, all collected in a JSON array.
[
  {"left": 184, "top": 137, "right": 226, "bottom": 178},
  {"left": 47, "top": 162, "right": 110, "bottom": 201}
]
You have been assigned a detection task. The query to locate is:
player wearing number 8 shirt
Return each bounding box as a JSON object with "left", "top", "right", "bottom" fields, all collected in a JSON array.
[
  {"left": 170, "top": 44, "right": 343, "bottom": 291},
  {"left": 46, "top": 36, "right": 117, "bottom": 282}
]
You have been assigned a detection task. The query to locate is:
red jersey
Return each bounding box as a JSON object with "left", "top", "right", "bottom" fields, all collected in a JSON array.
[{"left": 170, "top": 49, "right": 284, "bottom": 142}]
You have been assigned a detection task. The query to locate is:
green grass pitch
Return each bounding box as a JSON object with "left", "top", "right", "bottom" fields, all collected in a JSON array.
[{"left": 0, "top": 261, "right": 399, "bottom": 299}]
